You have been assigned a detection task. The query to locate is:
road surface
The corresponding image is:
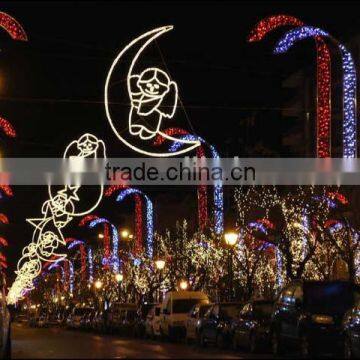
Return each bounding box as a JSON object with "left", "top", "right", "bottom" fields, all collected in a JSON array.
[{"left": 11, "top": 322, "right": 269, "bottom": 359}]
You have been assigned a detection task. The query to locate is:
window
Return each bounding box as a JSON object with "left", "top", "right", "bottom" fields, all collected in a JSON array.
[{"left": 172, "top": 299, "right": 201, "bottom": 314}]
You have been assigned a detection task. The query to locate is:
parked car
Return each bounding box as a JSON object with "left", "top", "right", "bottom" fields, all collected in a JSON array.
[
  {"left": 271, "top": 280, "right": 360, "bottom": 357},
  {"left": 0, "top": 274, "right": 10, "bottom": 359},
  {"left": 160, "top": 291, "right": 209, "bottom": 340},
  {"left": 134, "top": 303, "right": 156, "bottom": 338},
  {"left": 145, "top": 305, "right": 161, "bottom": 339},
  {"left": 67, "top": 307, "right": 92, "bottom": 329},
  {"left": 198, "top": 302, "right": 243, "bottom": 348},
  {"left": 232, "top": 300, "right": 273, "bottom": 353},
  {"left": 342, "top": 297, "right": 360, "bottom": 358},
  {"left": 185, "top": 303, "right": 212, "bottom": 343},
  {"left": 107, "top": 303, "right": 137, "bottom": 336}
]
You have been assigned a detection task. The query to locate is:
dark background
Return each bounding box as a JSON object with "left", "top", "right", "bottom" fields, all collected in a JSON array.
[{"left": 0, "top": 1, "right": 359, "bottom": 276}]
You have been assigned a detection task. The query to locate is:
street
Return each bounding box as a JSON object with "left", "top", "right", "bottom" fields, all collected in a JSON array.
[{"left": 11, "top": 323, "right": 269, "bottom": 359}]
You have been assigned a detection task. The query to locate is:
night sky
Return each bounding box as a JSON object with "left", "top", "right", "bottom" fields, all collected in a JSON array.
[{"left": 0, "top": 1, "right": 359, "bottom": 277}]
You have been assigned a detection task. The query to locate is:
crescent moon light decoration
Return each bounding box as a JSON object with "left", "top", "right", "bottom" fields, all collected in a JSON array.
[
  {"left": 8, "top": 134, "right": 107, "bottom": 304},
  {"left": 249, "top": 15, "right": 332, "bottom": 158},
  {"left": 105, "top": 26, "right": 201, "bottom": 156},
  {"left": 274, "top": 26, "right": 357, "bottom": 158}
]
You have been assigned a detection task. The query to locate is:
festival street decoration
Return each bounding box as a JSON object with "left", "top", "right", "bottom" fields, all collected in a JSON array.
[
  {"left": 274, "top": 26, "right": 357, "bottom": 158},
  {"left": 105, "top": 25, "right": 200, "bottom": 156},
  {"left": 248, "top": 15, "right": 332, "bottom": 158},
  {"left": 7, "top": 134, "right": 106, "bottom": 304}
]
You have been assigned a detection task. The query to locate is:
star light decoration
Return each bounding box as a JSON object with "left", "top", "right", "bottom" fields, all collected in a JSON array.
[
  {"left": 274, "top": 26, "right": 357, "bottom": 158},
  {"left": 7, "top": 134, "right": 107, "bottom": 304},
  {"left": 249, "top": 15, "right": 332, "bottom": 158}
]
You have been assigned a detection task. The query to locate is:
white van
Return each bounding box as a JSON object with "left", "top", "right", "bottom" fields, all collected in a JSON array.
[{"left": 160, "top": 290, "right": 209, "bottom": 339}]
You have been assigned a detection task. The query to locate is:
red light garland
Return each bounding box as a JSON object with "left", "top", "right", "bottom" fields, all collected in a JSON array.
[
  {"left": 249, "top": 15, "right": 332, "bottom": 157},
  {"left": 104, "top": 185, "right": 128, "bottom": 197},
  {"left": 248, "top": 15, "right": 303, "bottom": 42},
  {"left": 0, "top": 12, "right": 27, "bottom": 41},
  {"left": 80, "top": 245, "right": 86, "bottom": 282},
  {"left": 324, "top": 219, "right": 340, "bottom": 228},
  {"left": 0, "top": 117, "right": 16, "bottom": 138},
  {"left": 153, "top": 127, "right": 189, "bottom": 146},
  {"left": 103, "top": 223, "right": 111, "bottom": 266},
  {"left": 0, "top": 237, "right": 8, "bottom": 247},
  {"left": 327, "top": 191, "right": 349, "bottom": 205},
  {"left": 63, "top": 261, "right": 69, "bottom": 291},
  {"left": 78, "top": 214, "right": 99, "bottom": 227},
  {"left": 0, "top": 185, "right": 13, "bottom": 197},
  {"left": 134, "top": 194, "right": 143, "bottom": 255},
  {"left": 316, "top": 39, "right": 331, "bottom": 157},
  {"left": 257, "top": 218, "right": 275, "bottom": 230},
  {"left": 0, "top": 213, "right": 9, "bottom": 224}
]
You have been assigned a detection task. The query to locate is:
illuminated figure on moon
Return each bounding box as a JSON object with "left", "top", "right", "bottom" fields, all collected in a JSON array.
[{"left": 105, "top": 26, "right": 200, "bottom": 156}]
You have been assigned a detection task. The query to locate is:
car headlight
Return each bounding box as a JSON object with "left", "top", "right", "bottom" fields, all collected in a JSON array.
[{"left": 311, "top": 314, "right": 334, "bottom": 325}]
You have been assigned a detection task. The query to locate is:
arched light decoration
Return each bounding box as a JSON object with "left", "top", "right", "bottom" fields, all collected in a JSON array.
[
  {"left": 104, "top": 26, "right": 200, "bottom": 156},
  {"left": 0, "top": 117, "right": 16, "bottom": 138},
  {"left": 248, "top": 15, "right": 303, "bottom": 42},
  {"left": 166, "top": 129, "right": 224, "bottom": 234},
  {"left": 0, "top": 12, "right": 27, "bottom": 41},
  {"left": 116, "top": 188, "right": 154, "bottom": 258},
  {"left": 249, "top": 15, "right": 332, "bottom": 158},
  {"left": 274, "top": 26, "right": 357, "bottom": 158},
  {"left": 0, "top": 213, "right": 9, "bottom": 224},
  {"left": 67, "top": 239, "right": 87, "bottom": 281},
  {"left": 0, "top": 185, "right": 13, "bottom": 197},
  {"left": 157, "top": 128, "right": 209, "bottom": 231},
  {"left": 8, "top": 134, "right": 107, "bottom": 304},
  {"left": 105, "top": 186, "right": 145, "bottom": 256},
  {"left": 78, "top": 214, "right": 99, "bottom": 227},
  {"left": 88, "top": 217, "right": 120, "bottom": 273}
]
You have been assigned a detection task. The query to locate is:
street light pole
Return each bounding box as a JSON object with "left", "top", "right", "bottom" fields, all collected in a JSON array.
[
  {"left": 115, "top": 273, "right": 123, "bottom": 301},
  {"left": 224, "top": 231, "right": 238, "bottom": 302},
  {"left": 155, "top": 259, "right": 165, "bottom": 303}
]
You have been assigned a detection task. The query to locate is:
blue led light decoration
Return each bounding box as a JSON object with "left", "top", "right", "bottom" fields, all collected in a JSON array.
[
  {"left": 170, "top": 135, "right": 224, "bottom": 234},
  {"left": 116, "top": 188, "right": 154, "bottom": 258},
  {"left": 88, "top": 247, "right": 93, "bottom": 283},
  {"left": 89, "top": 218, "right": 120, "bottom": 273},
  {"left": 69, "top": 261, "right": 74, "bottom": 294},
  {"left": 274, "top": 26, "right": 357, "bottom": 158},
  {"left": 67, "top": 239, "right": 84, "bottom": 250}
]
